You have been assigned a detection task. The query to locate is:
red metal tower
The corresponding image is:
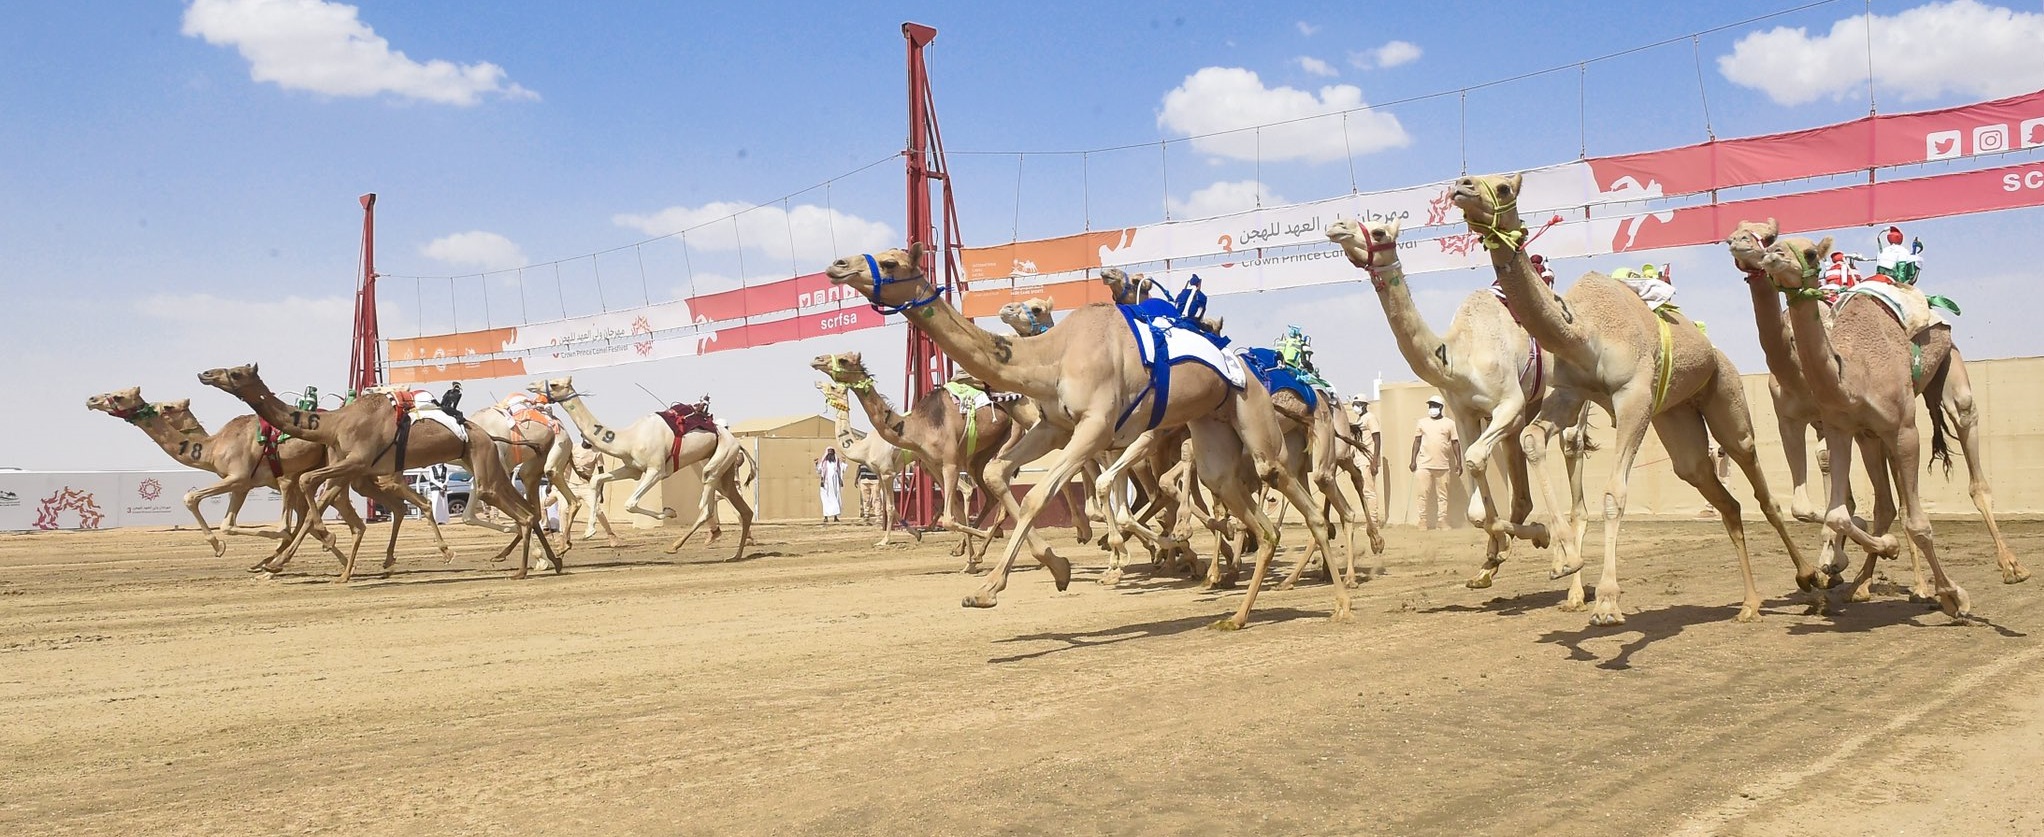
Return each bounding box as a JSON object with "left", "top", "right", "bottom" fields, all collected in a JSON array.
[
  {"left": 897, "top": 22, "right": 961, "bottom": 530},
  {"left": 347, "top": 193, "right": 382, "bottom": 394}
]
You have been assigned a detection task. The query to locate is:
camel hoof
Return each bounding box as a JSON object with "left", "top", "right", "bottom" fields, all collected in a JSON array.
[
  {"left": 210, "top": 541, "right": 227, "bottom": 558},
  {"left": 246, "top": 562, "right": 270, "bottom": 573},
  {"left": 1097, "top": 569, "right": 1124, "bottom": 587},
  {"left": 1909, "top": 585, "right": 1937, "bottom": 604},
  {"left": 1940, "top": 587, "right": 1971, "bottom": 619},
  {"left": 1848, "top": 584, "right": 1872, "bottom": 603},
  {"left": 1208, "top": 618, "right": 1246, "bottom": 632},
  {"left": 1549, "top": 563, "right": 1581, "bottom": 581},
  {"left": 2004, "top": 564, "right": 2031, "bottom": 585},
  {"left": 1735, "top": 605, "right": 1761, "bottom": 623},
  {"left": 1818, "top": 571, "right": 1842, "bottom": 590},
  {"left": 663, "top": 546, "right": 681, "bottom": 555},
  {"left": 661, "top": 507, "right": 679, "bottom": 520},
  {"left": 1465, "top": 575, "right": 1494, "bottom": 590},
  {"left": 961, "top": 594, "right": 998, "bottom": 609},
  {"left": 1588, "top": 608, "right": 1626, "bottom": 627},
  {"left": 1557, "top": 599, "right": 1588, "bottom": 613}
]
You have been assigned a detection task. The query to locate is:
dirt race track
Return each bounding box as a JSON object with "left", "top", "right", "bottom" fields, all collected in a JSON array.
[{"left": 5, "top": 516, "right": 2044, "bottom": 836}]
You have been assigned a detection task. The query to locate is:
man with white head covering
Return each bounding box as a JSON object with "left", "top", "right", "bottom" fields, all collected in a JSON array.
[
  {"left": 1348, "top": 395, "right": 1382, "bottom": 521},
  {"left": 1410, "top": 396, "right": 1460, "bottom": 530}
]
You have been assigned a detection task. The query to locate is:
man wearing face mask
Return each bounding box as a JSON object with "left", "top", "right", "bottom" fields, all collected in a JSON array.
[
  {"left": 1410, "top": 396, "right": 1460, "bottom": 530},
  {"left": 1348, "top": 395, "right": 1381, "bottom": 522}
]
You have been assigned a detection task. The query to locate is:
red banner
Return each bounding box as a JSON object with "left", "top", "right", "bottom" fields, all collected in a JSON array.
[{"left": 687, "top": 271, "right": 869, "bottom": 323}]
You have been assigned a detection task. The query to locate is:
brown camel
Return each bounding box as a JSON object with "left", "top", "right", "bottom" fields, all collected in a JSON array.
[
  {"left": 816, "top": 379, "right": 909, "bottom": 546},
  {"left": 86, "top": 388, "right": 355, "bottom": 564},
  {"left": 824, "top": 244, "right": 1340, "bottom": 629},
  {"left": 1749, "top": 234, "right": 2028, "bottom": 616},
  {"left": 1728, "top": 220, "right": 2026, "bottom": 600},
  {"left": 1326, "top": 219, "right": 1571, "bottom": 603},
  {"left": 1725, "top": 221, "right": 1830, "bottom": 524},
  {"left": 810, "top": 352, "right": 1036, "bottom": 571},
  {"left": 199, "top": 364, "right": 555, "bottom": 582},
  {"left": 1454, "top": 174, "right": 1811, "bottom": 626}
]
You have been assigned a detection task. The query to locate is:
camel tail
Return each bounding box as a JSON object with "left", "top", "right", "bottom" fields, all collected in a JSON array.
[
  {"left": 738, "top": 445, "right": 759, "bottom": 488},
  {"left": 1921, "top": 357, "right": 1955, "bottom": 480}
]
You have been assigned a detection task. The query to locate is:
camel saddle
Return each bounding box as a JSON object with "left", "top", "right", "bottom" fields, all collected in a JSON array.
[
  {"left": 657, "top": 400, "right": 718, "bottom": 470},
  {"left": 1115, "top": 303, "right": 1245, "bottom": 432},
  {"left": 255, "top": 419, "right": 286, "bottom": 480},
  {"left": 1238, "top": 347, "right": 1321, "bottom": 411}
]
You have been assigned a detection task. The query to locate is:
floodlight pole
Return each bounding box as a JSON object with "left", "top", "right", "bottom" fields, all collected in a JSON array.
[
  {"left": 899, "top": 22, "right": 960, "bottom": 531},
  {"left": 347, "top": 193, "right": 382, "bottom": 394}
]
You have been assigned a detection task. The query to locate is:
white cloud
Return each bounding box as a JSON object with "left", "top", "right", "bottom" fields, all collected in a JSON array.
[
  {"left": 1295, "top": 56, "right": 1339, "bottom": 78},
  {"left": 1350, "top": 40, "right": 1422, "bottom": 70},
  {"left": 1719, "top": 0, "right": 2044, "bottom": 106},
  {"left": 612, "top": 202, "right": 896, "bottom": 266},
  {"left": 1157, "top": 67, "right": 1410, "bottom": 163},
  {"left": 1168, "top": 180, "right": 1288, "bottom": 219},
  {"left": 421, "top": 231, "right": 527, "bottom": 271},
  {"left": 181, "top": 0, "right": 537, "bottom": 105},
  {"left": 1295, "top": 21, "right": 1321, "bottom": 36}
]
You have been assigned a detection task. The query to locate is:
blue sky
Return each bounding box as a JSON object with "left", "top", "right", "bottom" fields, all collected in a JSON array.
[{"left": 8, "top": 0, "right": 2044, "bottom": 469}]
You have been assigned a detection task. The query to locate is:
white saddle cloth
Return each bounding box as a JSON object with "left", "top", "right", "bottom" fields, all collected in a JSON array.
[
  {"left": 1130, "top": 323, "right": 1246, "bottom": 388},
  {"left": 414, "top": 409, "right": 468, "bottom": 443},
  {"left": 1837, "top": 282, "right": 1941, "bottom": 338}
]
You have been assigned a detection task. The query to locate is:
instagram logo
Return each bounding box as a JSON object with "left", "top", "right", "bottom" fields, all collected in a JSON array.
[{"left": 1975, "top": 124, "right": 2009, "bottom": 154}]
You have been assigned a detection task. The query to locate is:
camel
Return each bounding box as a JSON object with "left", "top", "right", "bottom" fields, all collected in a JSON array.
[
  {"left": 86, "top": 388, "right": 357, "bottom": 564},
  {"left": 468, "top": 392, "right": 582, "bottom": 554},
  {"left": 198, "top": 364, "right": 556, "bottom": 582},
  {"left": 1453, "top": 174, "right": 1810, "bottom": 626},
  {"left": 824, "top": 244, "right": 1341, "bottom": 629},
  {"left": 1727, "top": 220, "right": 2027, "bottom": 600},
  {"left": 1747, "top": 233, "right": 2028, "bottom": 616},
  {"left": 816, "top": 379, "right": 908, "bottom": 546},
  {"left": 1326, "top": 219, "right": 1572, "bottom": 604},
  {"left": 810, "top": 352, "right": 1037, "bottom": 571},
  {"left": 527, "top": 377, "right": 753, "bottom": 561},
  {"left": 1724, "top": 221, "right": 1830, "bottom": 524}
]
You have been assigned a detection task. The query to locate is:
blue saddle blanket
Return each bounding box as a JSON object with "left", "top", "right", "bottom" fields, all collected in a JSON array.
[{"left": 1239, "top": 347, "right": 1323, "bottom": 411}]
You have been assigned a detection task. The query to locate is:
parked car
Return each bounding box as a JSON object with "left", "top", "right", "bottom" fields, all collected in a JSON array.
[{"left": 367, "top": 467, "right": 472, "bottom": 521}]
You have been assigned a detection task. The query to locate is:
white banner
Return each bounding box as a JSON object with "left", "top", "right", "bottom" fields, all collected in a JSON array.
[{"left": 0, "top": 471, "right": 284, "bottom": 532}]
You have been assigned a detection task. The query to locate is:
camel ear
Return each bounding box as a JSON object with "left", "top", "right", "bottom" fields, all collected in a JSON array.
[
  {"left": 846, "top": 351, "right": 863, "bottom": 364},
  {"left": 1762, "top": 217, "right": 1779, "bottom": 243},
  {"left": 905, "top": 242, "right": 926, "bottom": 271},
  {"left": 1385, "top": 219, "right": 1401, "bottom": 239},
  {"left": 1505, "top": 173, "right": 1524, "bottom": 193},
  {"left": 165, "top": 398, "right": 190, "bottom": 413},
  {"left": 1043, "top": 295, "right": 1055, "bottom": 308},
  {"left": 1814, "top": 236, "right": 1834, "bottom": 259}
]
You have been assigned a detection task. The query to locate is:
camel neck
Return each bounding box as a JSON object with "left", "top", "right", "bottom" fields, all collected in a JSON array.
[
  {"left": 1485, "top": 244, "right": 1595, "bottom": 371},
  {"left": 897, "top": 293, "right": 1062, "bottom": 401},
  {"left": 849, "top": 385, "right": 915, "bottom": 451},
  {"left": 553, "top": 395, "right": 634, "bottom": 459},
  {"left": 1744, "top": 273, "right": 1801, "bottom": 383},
  {"left": 233, "top": 381, "right": 337, "bottom": 444},
  {"left": 1366, "top": 263, "right": 1455, "bottom": 387},
  {"left": 1782, "top": 292, "right": 1850, "bottom": 403},
  {"left": 132, "top": 412, "right": 218, "bottom": 471}
]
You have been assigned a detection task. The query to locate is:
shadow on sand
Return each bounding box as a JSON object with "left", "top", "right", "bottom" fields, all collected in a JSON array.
[{"left": 988, "top": 606, "right": 1323, "bottom": 664}]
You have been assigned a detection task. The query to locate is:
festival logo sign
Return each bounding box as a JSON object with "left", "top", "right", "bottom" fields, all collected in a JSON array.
[
  {"left": 34, "top": 486, "right": 105, "bottom": 530},
  {"left": 137, "top": 478, "right": 163, "bottom": 501}
]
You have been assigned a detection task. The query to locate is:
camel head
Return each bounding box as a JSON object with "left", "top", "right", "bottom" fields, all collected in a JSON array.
[
  {"left": 824, "top": 243, "right": 930, "bottom": 312},
  {"left": 810, "top": 352, "right": 875, "bottom": 388},
  {"left": 197, "top": 363, "right": 267, "bottom": 398},
  {"left": 1325, "top": 218, "right": 1401, "bottom": 272},
  {"left": 1450, "top": 174, "right": 1526, "bottom": 245},
  {"left": 156, "top": 399, "right": 200, "bottom": 432},
  {"left": 1724, "top": 218, "right": 1781, "bottom": 276},
  {"left": 528, "top": 377, "right": 579, "bottom": 403},
  {"left": 1099, "top": 268, "right": 1152, "bottom": 305},
  {"left": 997, "top": 296, "right": 1057, "bottom": 336},
  {"left": 86, "top": 386, "right": 145, "bottom": 416},
  {"left": 1757, "top": 235, "right": 1835, "bottom": 293}
]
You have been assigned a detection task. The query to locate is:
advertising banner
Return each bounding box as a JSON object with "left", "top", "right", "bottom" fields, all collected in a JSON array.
[{"left": 0, "top": 471, "right": 284, "bottom": 532}]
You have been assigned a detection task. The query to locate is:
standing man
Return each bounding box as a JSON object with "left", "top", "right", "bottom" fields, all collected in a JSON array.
[
  {"left": 855, "top": 462, "right": 880, "bottom": 525},
  {"left": 426, "top": 462, "right": 452, "bottom": 525},
  {"left": 1409, "top": 396, "right": 1460, "bottom": 530},
  {"left": 1348, "top": 395, "right": 1382, "bottom": 524},
  {"left": 816, "top": 447, "right": 845, "bottom": 523}
]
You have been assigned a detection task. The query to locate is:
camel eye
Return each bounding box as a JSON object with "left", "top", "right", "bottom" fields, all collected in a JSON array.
[{"left": 878, "top": 259, "right": 897, "bottom": 271}]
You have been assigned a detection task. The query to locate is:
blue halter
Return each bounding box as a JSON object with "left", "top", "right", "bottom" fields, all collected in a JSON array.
[{"left": 860, "top": 253, "right": 949, "bottom": 315}]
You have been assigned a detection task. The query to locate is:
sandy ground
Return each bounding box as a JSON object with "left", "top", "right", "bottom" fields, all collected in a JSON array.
[{"left": 3, "top": 514, "right": 2042, "bottom": 836}]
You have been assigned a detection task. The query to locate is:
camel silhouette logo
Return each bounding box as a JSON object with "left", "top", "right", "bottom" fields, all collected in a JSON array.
[
  {"left": 137, "top": 478, "right": 163, "bottom": 501},
  {"left": 1425, "top": 188, "right": 1457, "bottom": 227},
  {"left": 34, "top": 487, "right": 105, "bottom": 530},
  {"left": 1436, "top": 232, "right": 1483, "bottom": 256}
]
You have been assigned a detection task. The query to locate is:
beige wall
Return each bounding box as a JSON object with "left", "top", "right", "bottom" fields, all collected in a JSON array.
[{"left": 1359, "top": 355, "right": 2044, "bottom": 525}]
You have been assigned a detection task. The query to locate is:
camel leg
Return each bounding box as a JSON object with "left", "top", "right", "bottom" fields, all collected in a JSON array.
[
  {"left": 961, "top": 419, "right": 1098, "bottom": 609},
  {"left": 1814, "top": 431, "right": 1900, "bottom": 615},
  {"left": 1094, "top": 431, "right": 1161, "bottom": 586},
  {"left": 1938, "top": 352, "right": 2029, "bottom": 584},
  {"left": 181, "top": 478, "right": 252, "bottom": 558},
  {"left": 1658, "top": 407, "right": 1764, "bottom": 622},
  {"left": 1846, "top": 436, "right": 1900, "bottom": 604},
  {"left": 1779, "top": 409, "right": 1821, "bottom": 523},
  {"left": 584, "top": 464, "right": 639, "bottom": 547},
  {"left": 620, "top": 466, "right": 678, "bottom": 522},
  {"left": 1065, "top": 464, "right": 1097, "bottom": 544},
  {"left": 1581, "top": 389, "right": 1656, "bottom": 627},
  {"left": 1698, "top": 369, "right": 1820, "bottom": 599},
  {"left": 1520, "top": 392, "right": 1590, "bottom": 611},
  {"left": 667, "top": 469, "right": 727, "bottom": 554},
  {"left": 716, "top": 470, "right": 754, "bottom": 562},
  {"left": 1887, "top": 427, "right": 1969, "bottom": 618}
]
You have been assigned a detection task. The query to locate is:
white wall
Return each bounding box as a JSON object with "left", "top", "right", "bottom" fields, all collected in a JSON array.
[{"left": 0, "top": 470, "right": 284, "bottom": 532}]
